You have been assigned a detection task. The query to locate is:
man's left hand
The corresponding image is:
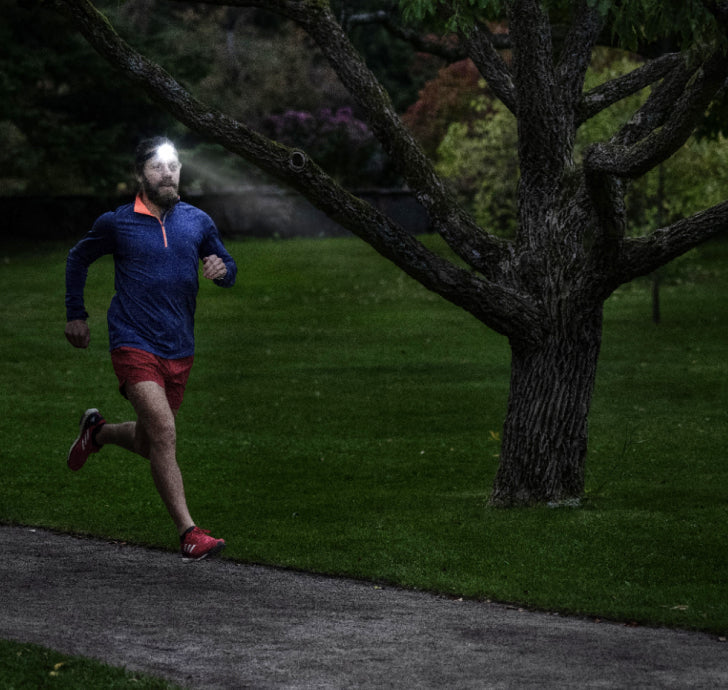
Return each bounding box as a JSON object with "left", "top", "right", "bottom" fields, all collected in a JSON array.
[{"left": 202, "top": 255, "right": 228, "bottom": 281}]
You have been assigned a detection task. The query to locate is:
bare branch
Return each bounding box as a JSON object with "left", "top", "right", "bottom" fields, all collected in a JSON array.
[
  {"left": 461, "top": 21, "right": 516, "bottom": 114},
  {"left": 188, "top": 0, "right": 511, "bottom": 277},
  {"left": 609, "top": 56, "right": 694, "bottom": 148},
  {"left": 618, "top": 201, "right": 728, "bottom": 283},
  {"left": 509, "top": 0, "right": 556, "bottom": 113},
  {"left": 556, "top": 0, "right": 605, "bottom": 115},
  {"left": 49, "top": 0, "right": 540, "bottom": 342},
  {"left": 584, "top": 49, "right": 728, "bottom": 178},
  {"left": 293, "top": 6, "right": 514, "bottom": 277},
  {"left": 344, "top": 7, "right": 518, "bottom": 113},
  {"left": 509, "top": 0, "right": 572, "bottom": 198},
  {"left": 578, "top": 53, "right": 683, "bottom": 125}
]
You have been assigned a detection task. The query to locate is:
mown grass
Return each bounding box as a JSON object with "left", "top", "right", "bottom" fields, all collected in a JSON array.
[
  {"left": 0, "top": 639, "right": 181, "bottom": 689},
  {"left": 1, "top": 234, "right": 727, "bottom": 665}
]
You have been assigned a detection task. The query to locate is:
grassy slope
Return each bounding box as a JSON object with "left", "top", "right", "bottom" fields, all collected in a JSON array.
[{"left": 0, "top": 236, "right": 726, "bottom": 635}]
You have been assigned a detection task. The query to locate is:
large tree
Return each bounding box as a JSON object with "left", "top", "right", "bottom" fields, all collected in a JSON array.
[{"left": 47, "top": 0, "right": 728, "bottom": 506}]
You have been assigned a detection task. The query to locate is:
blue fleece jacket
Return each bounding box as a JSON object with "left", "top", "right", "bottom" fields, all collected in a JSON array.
[{"left": 66, "top": 197, "right": 237, "bottom": 358}]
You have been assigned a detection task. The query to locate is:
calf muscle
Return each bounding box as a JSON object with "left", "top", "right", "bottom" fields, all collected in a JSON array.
[{"left": 125, "top": 381, "right": 193, "bottom": 534}]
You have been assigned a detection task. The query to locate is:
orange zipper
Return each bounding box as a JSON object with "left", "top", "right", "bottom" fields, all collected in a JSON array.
[{"left": 135, "top": 195, "right": 169, "bottom": 248}]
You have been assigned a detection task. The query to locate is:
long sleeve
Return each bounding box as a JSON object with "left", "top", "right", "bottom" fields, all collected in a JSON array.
[
  {"left": 65, "top": 214, "right": 115, "bottom": 321},
  {"left": 200, "top": 221, "right": 237, "bottom": 288}
]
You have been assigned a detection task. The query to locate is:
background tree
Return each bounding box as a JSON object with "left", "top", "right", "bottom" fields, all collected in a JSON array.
[
  {"left": 402, "top": 58, "right": 488, "bottom": 156},
  {"left": 338, "top": 0, "right": 445, "bottom": 112},
  {"left": 4, "top": 0, "right": 421, "bottom": 194},
  {"left": 45, "top": 0, "right": 728, "bottom": 506},
  {"left": 435, "top": 96, "right": 519, "bottom": 235},
  {"left": 262, "top": 106, "right": 399, "bottom": 187},
  {"left": 0, "top": 0, "right": 175, "bottom": 195}
]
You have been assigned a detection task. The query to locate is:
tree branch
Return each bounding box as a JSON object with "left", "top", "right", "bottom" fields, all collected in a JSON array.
[
  {"left": 555, "top": 0, "right": 604, "bottom": 117},
  {"left": 508, "top": 0, "right": 573, "bottom": 223},
  {"left": 178, "top": 0, "right": 511, "bottom": 279},
  {"left": 295, "top": 4, "right": 510, "bottom": 278},
  {"left": 618, "top": 201, "right": 728, "bottom": 283},
  {"left": 584, "top": 49, "right": 728, "bottom": 178},
  {"left": 509, "top": 0, "right": 557, "bottom": 124},
  {"left": 577, "top": 53, "right": 682, "bottom": 125},
  {"left": 609, "top": 56, "right": 694, "bottom": 148},
  {"left": 48, "top": 0, "right": 542, "bottom": 344},
  {"left": 460, "top": 21, "right": 517, "bottom": 114},
  {"left": 345, "top": 7, "right": 518, "bottom": 115}
]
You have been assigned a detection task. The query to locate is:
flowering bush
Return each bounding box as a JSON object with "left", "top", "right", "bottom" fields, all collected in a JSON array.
[
  {"left": 402, "top": 59, "right": 486, "bottom": 157},
  {"left": 264, "top": 107, "right": 391, "bottom": 187}
]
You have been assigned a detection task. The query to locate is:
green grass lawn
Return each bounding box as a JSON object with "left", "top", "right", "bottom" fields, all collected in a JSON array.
[
  {"left": 1, "top": 235, "right": 727, "bottom": 643},
  {"left": 0, "top": 639, "right": 181, "bottom": 689}
]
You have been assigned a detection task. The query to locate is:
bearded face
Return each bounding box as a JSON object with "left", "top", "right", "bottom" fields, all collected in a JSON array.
[{"left": 140, "top": 146, "right": 181, "bottom": 208}]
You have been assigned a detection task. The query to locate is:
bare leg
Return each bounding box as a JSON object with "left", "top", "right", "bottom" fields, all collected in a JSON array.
[
  {"left": 97, "top": 421, "right": 138, "bottom": 454},
  {"left": 96, "top": 381, "right": 194, "bottom": 536}
]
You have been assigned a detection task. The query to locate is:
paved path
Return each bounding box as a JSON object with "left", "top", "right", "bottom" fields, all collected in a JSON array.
[{"left": 1, "top": 525, "right": 726, "bottom": 689}]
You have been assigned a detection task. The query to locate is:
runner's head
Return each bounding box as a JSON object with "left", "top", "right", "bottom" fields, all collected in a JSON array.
[
  {"left": 135, "top": 137, "right": 181, "bottom": 209},
  {"left": 135, "top": 137, "right": 178, "bottom": 177}
]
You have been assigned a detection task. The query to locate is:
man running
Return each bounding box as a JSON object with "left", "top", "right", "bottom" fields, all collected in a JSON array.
[{"left": 65, "top": 137, "right": 237, "bottom": 561}]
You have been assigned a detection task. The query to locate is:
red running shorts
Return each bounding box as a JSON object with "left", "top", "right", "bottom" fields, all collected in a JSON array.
[{"left": 110, "top": 347, "right": 194, "bottom": 412}]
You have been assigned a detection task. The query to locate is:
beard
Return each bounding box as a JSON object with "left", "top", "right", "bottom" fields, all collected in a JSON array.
[{"left": 141, "top": 175, "right": 179, "bottom": 208}]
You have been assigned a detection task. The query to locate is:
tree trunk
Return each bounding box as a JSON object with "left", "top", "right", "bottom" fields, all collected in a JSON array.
[{"left": 489, "top": 305, "right": 603, "bottom": 507}]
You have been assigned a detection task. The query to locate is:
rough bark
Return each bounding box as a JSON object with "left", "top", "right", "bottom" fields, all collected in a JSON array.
[
  {"left": 492, "top": 307, "right": 603, "bottom": 506},
  {"left": 577, "top": 52, "right": 683, "bottom": 125},
  {"left": 461, "top": 22, "right": 517, "bottom": 114}
]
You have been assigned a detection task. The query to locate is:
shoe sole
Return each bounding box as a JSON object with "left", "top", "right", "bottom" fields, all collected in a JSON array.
[{"left": 67, "top": 408, "right": 100, "bottom": 471}]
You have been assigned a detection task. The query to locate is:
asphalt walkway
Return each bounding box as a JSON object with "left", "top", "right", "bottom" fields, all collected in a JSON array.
[{"left": 1, "top": 525, "right": 726, "bottom": 689}]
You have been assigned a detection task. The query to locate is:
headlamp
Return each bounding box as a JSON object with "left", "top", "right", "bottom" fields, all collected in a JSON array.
[
  {"left": 155, "top": 143, "right": 177, "bottom": 164},
  {"left": 141, "top": 142, "right": 178, "bottom": 165}
]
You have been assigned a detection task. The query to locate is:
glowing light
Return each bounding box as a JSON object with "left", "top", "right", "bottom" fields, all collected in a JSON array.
[{"left": 156, "top": 143, "right": 178, "bottom": 164}]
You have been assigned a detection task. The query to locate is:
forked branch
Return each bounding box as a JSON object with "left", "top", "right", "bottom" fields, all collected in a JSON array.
[
  {"left": 461, "top": 21, "right": 517, "bottom": 114},
  {"left": 578, "top": 53, "right": 682, "bottom": 125},
  {"left": 618, "top": 201, "right": 728, "bottom": 283},
  {"left": 584, "top": 50, "right": 728, "bottom": 178}
]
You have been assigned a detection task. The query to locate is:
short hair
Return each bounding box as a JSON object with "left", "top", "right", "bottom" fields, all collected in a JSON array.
[{"left": 134, "top": 137, "right": 177, "bottom": 176}]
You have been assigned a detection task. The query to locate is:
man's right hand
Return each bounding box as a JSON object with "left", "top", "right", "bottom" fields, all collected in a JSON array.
[{"left": 65, "top": 320, "right": 90, "bottom": 349}]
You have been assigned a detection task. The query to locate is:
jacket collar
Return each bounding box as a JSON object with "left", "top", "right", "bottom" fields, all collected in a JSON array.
[{"left": 134, "top": 194, "right": 179, "bottom": 219}]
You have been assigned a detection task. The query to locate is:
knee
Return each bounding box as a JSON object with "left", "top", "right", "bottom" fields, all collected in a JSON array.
[
  {"left": 135, "top": 417, "right": 176, "bottom": 456},
  {"left": 151, "top": 419, "right": 176, "bottom": 451}
]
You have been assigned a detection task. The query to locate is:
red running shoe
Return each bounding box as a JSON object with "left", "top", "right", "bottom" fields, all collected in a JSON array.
[
  {"left": 181, "top": 526, "right": 226, "bottom": 562},
  {"left": 67, "top": 408, "right": 106, "bottom": 471}
]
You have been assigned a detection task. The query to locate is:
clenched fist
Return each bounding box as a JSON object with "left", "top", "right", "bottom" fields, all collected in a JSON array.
[
  {"left": 202, "top": 255, "right": 228, "bottom": 281},
  {"left": 65, "top": 319, "right": 90, "bottom": 349}
]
